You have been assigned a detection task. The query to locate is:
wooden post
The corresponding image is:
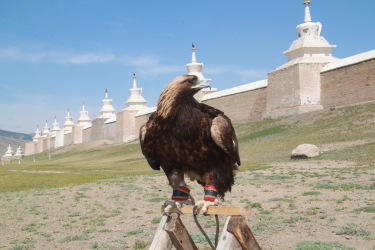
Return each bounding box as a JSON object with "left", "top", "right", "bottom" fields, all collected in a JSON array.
[
  {"left": 151, "top": 206, "right": 260, "bottom": 250},
  {"left": 226, "top": 215, "right": 261, "bottom": 250},
  {"left": 164, "top": 213, "right": 198, "bottom": 250},
  {"left": 216, "top": 216, "right": 242, "bottom": 250},
  {"left": 149, "top": 214, "right": 173, "bottom": 250},
  {"left": 161, "top": 205, "right": 251, "bottom": 216}
]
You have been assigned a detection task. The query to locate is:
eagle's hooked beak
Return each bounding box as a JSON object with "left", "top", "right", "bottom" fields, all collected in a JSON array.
[{"left": 192, "top": 78, "right": 211, "bottom": 89}]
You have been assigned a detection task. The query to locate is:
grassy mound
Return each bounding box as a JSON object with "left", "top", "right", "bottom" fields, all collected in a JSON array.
[{"left": 1, "top": 101, "right": 374, "bottom": 192}]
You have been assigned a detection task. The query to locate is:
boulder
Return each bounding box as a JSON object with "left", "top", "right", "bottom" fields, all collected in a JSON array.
[{"left": 291, "top": 144, "right": 320, "bottom": 159}]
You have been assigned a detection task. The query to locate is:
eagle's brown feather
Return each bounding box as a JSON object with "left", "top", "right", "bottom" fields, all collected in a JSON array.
[{"left": 140, "top": 75, "right": 240, "bottom": 198}]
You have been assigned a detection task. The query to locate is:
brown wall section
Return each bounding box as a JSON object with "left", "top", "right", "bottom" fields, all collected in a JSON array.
[
  {"left": 201, "top": 87, "right": 268, "bottom": 123},
  {"left": 267, "top": 65, "right": 301, "bottom": 112},
  {"left": 321, "top": 59, "right": 375, "bottom": 108}
]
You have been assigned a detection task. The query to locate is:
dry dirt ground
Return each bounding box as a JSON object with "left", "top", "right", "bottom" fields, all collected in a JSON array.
[{"left": 1, "top": 160, "right": 374, "bottom": 250}]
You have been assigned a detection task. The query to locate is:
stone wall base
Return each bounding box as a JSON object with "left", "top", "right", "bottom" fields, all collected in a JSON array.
[{"left": 264, "top": 104, "right": 323, "bottom": 119}]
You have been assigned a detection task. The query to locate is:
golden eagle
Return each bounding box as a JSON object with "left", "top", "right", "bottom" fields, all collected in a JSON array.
[{"left": 140, "top": 74, "right": 240, "bottom": 213}]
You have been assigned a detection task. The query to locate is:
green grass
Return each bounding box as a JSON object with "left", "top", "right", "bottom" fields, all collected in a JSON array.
[
  {"left": 315, "top": 182, "right": 375, "bottom": 190},
  {"left": 58, "top": 233, "right": 93, "bottom": 243},
  {"left": 133, "top": 240, "right": 148, "bottom": 249},
  {"left": 296, "top": 241, "right": 355, "bottom": 250},
  {"left": 125, "top": 228, "right": 143, "bottom": 236},
  {"left": 354, "top": 206, "right": 375, "bottom": 213},
  {"left": 335, "top": 224, "right": 371, "bottom": 236},
  {"left": 302, "top": 191, "right": 322, "bottom": 196},
  {"left": 1, "top": 101, "right": 375, "bottom": 192}
]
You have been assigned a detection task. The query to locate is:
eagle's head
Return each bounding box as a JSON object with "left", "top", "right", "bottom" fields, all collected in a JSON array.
[{"left": 157, "top": 74, "right": 211, "bottom": 118}]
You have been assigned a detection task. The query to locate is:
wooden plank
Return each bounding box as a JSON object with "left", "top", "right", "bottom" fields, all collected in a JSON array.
[
  {"left": 227, "top": 215, "right": 261, "bottom": 250},
  {"left": 164, "top": 213, "right": 198, "bottom": 250},
  {"left": 216, "top": 216, "right": 242, "bottom": 250},
  {"left": 161, "top": 205, "right": 251, "bottom": 216},
  {"left": 149, "top": 215, "right": 173, "bottom": 250}
]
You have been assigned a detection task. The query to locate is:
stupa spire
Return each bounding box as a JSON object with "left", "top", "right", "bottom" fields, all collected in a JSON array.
[
  {"left": 33, "top": 125, "right": 41, "bottom": 141},
  {"left": 191, "top": 43, "right": 197, "bottom": 63},
  {"left": 64, "top": 109, "right": 75, "bottom": 131},
  {"left": 5, "top": 144, "right": 14, "bottom": 156},
  {"left": 186, "top": 43, "right": 204, "bottom": 80},
  {"left": 77, "top": 101, "right": 91, "bottom": 126},
  {"left": 278, "top": 0, "right": 336, "bottom": 69},
  {"left": 51, "top": 116, "right": 61, "bottom": 136},
  {"left": 304, "top": 0, "right": 312, "bottom": 22},
  {"left": 14, "top": 146, "right": 23, "bottom": 158},
  {"left": 125, "top": 73, "right": 147, "bottom": 110},
  {"left": 99, "top": 89, "right": 116, "bottom": 119},
  {"left": 42, "top": 120, "right": 51, "bottom": 136},
  {"left": 132, "top": 73, "right": 137, "bottom": 89}
]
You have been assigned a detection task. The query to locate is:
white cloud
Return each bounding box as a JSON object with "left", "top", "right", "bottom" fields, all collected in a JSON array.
[
  {"left": 0, "top": 47, "right": 115, "bottom": 64},
  {"left": 0, "top": 47, "right": 183, "bottom": 75}
]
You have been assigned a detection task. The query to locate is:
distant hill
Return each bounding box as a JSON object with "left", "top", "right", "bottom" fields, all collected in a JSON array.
[
  {"left": 0, "top": 129, "right": 32, "bottom": 156},
  {"left": 0, "top": 129, "right": 33, "bottom": 141}
]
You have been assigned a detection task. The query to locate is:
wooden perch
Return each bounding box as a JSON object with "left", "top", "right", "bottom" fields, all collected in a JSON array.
[
  {"left": 149, "top": 215, "right": 173, "bottom": 250},
  {"left": 160, "top": 205, "right": 251, "bottom": 216},
  {"left": 164, "top": 213, "right": 198, "bottom": 250},
  {"left": 227, "top": 215, "right": 261, "bottom": 250}
]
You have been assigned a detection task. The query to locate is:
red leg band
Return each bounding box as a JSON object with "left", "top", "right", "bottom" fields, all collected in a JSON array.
[
  {"left": 172, "top": 186, "right": 190, "bottom": 201},
  {"left": 204, "top": 185, "right": 218, "bottom": 202}
]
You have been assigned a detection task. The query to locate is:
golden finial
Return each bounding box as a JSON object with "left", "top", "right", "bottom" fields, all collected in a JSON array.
[
  {"left": 191, "top": 43, "right": 196, "bottom": 52},
  {"left": 304, "top": 0, "right": 311, "bottom": 5}
]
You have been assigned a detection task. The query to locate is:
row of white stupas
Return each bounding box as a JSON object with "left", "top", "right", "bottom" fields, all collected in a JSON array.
[
  {"left": 31, "top": 75, "right": 147, "bottom": 142},
  {"left": 2, "top": 144, "right": 24, "bottom": 163},
  {"left": 21, "top": 41, "right": 216, "bottom": 156}
]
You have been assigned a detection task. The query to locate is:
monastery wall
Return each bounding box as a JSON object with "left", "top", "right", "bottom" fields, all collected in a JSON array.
[
  {"left": 116, "top": 110, "right": 140, "bottom": 143},
  {"left": 104, "top": 121, "right": 116, "bottom": 141},
  {"left": 63, "top": 132, "right": 73, "bottom": 147},
  {"left": 24, "top": 142, "right": 35, "bottom": 156},
  {"left": 54, "top": 131, "right": 65, "bottom": 148},
  {"left": 73, "top": 125, "right": 84, "bottom": 144},
  {"left": 321, "top": 56, "right": 375, "bottom": 108},
  {"left": 201, "top": 80, "right": 268, "bottom": 123},
  {"left": 82, "top": 127, "right": 91, "bottom": 143},
  {"left": 267, "top": 64, "right": 301, "bottom": 113},
  {"left": 90, "top": 119, "right": 107, "bottom": 141},
  {"left": 49, "top": 137, "right": 55, "bottom": 150}
]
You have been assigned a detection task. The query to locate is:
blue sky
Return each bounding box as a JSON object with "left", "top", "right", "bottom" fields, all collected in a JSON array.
[{"left": 0, "top": 0, "right": 374, "bottom": 134}]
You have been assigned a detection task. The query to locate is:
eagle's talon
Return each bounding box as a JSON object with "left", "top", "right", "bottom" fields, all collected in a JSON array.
[
  {"left": 175, "top": 202, "right": 183, "bottom": 214},
  {"left": 194, "top": 199, "right": 218, "bottom": 215},
  {"left": 164, "top": 199, "right": 194, "bottom": 214}
]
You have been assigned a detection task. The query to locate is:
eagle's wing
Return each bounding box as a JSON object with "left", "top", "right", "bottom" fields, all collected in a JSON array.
[
  {"left": 139, "top": 121, "right": 160, "bottom": 170},
  {"left": 210, "top": 114, "right": 241, "bottom": 166}
]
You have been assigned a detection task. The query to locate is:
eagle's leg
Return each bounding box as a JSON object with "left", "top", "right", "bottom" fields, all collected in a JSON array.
[
  {"left": 164, "top": 169, "right": 194, "bottom": 213},
  {"left": 193, "top": 185, "right": 218, "bottom": 215}
]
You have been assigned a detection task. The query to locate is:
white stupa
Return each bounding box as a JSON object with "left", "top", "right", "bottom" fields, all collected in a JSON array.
[
  {"left": 186, "top": 44, "right": 217, "bottom": 101},
  {"left": 4, "top": 144, "right": 14, "bottom": 157},
  {"left": 99, "top": 89, "right": 116, "bottom": 119},
  {"left": 33, "top": 126, "right": 41, "bottom": 142},
  {"left": 50, "top": 116, "right": 61, "bottom": 136},
  {"left": 14, "top": 146, "right": 24, "bottom": 158},
  {"left": 63, "top": 109, "right": 75, "bottom": 131},
  {"left": 124, "top": 73, "right": 148, "bottom": 110},
  {"left": 41, "top": 120, "right": 51, "bottom": 137},
  {"left": 278, "top": 0, "right": 337, "bottom": 69},
  {"left": 77, "top": 102, "right": 92, "bottom": 126}
]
